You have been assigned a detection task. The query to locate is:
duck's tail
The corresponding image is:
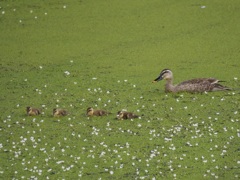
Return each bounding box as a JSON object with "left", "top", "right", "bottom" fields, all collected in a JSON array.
[{"left": 213, "top": 84, "right": 231, "bottom": 91}]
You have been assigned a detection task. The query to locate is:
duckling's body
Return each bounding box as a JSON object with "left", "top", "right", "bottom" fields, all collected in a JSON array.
[
  {"left": 53, "top": 108, "right": 68, "bottom": 117},
  {"left": 86, "top": 107, "right": 111, "bottom": 116},
  {"left": 26, "top": 106, "right": 41, "bottom": 116},
  {"left": 117, "top": 111, "right": 139, "bottom": 120},
  {"left": 153, "top": 69, "right": 231, "bottom": 93}
]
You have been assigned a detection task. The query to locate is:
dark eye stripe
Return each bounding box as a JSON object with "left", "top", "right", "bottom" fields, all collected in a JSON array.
[{"left": 161, "top": 69, "right": 171, "bottom": 75}]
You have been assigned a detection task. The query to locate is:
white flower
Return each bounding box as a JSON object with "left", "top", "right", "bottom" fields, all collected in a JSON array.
[
  {"left": 237, "top": 132, "right": 240, "bottom": 137},
  {"left": 64, "top": 71, "right": 70, "bottom": 76},
  {"left": 56, "top": 161, "right": 64, "bottom": 164}
]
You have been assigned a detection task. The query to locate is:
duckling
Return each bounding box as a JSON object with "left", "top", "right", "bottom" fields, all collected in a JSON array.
[
  {"left": 86, "top": 107, "right": 111, "bottom": 116},
  {"left": 117, "top": 111, "right": 139, "bottom": 120},
  {"left": 26, "top": 106, "right": 41, "bottom": 116},
  {"left": 53, "top": 108, "right": 68, "bottom": 117},
  {"left": 153, "top": 69, "right": 231, "bottom": 93}
]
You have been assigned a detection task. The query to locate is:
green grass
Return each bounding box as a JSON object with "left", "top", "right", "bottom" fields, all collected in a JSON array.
[{"left": 1, "top": 0, "right": 240, "bottom": 179}]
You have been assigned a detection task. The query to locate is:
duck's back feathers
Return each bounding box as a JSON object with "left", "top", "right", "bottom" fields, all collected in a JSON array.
[
  {"left": 178, "top": 78, "right": 217, "bottom": 85},
  {"left": 177, "top": 78, "right": 230, "bottom": 92},
  {"left": 117, "top": 111, "right": 139, "bottom": 120},
  {"left": 93, "top": 110, "right": 110, "bottom": 116}
]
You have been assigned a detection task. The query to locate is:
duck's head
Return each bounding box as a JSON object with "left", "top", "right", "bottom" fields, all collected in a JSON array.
[
  {"left": 87, "top": 107, "right": 93, "bottom": 112},
  {"left": 26, "top": 106, "right": 31, "bottom": 112},
  {"left": 53, "top": 108, "right": 57, "bottom": 114},
  {"left": 117, "top": 111, "right": 124, "bottom": 119},
  {"left": 86, "top": 107, "right": 94, "bottom": 115},
  {"left": 152, "top": 69, "right": 173, "bottom": 82}
]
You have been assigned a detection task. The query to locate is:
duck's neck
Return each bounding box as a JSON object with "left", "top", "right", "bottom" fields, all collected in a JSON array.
[{"left": 165, "top": 79, "right": 176, "bottom": 93}]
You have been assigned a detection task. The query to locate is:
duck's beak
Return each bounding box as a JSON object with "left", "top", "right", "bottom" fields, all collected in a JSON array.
[{"left": 152, "top": 75, "right": 163, "bottom": 83}]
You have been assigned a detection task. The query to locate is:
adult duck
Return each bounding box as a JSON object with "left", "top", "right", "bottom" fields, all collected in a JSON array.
[{"left": 152, "top": 69, "right": 231, "bottom": 93}]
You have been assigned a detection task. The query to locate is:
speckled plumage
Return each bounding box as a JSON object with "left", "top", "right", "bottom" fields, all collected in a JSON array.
[{"left": 153, "top": 69, "right": 231, "bottom": 93}]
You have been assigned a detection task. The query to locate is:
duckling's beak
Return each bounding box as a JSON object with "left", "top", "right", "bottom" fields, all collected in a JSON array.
[{"left": 152, "top": 75, "right": 163, "bottom": 83}]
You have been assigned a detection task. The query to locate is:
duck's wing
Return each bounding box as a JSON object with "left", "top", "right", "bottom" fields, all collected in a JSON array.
[
  {"left": 60, "top": 110, "right": 68, "bottom": 116},
  {"left": 126, "top": 112, "right": 139, "bottom": 119},
  {"left": 206, "top": 78, "right": 220, "bottom": 84},
  {"left": 205, "top": 78, "right": 231, "bottom": 91},
  {"left": 94, "top": 110, "right": 106, "bottom": 116},
  {"left": 176, "top": 78, "right": 217, "bottom": 92},
  {"left": 133, "top": 114, "right": 139, "bottom": 118},
  {"left": 36, "top": 109, "right": 41, "bottom": 115},
  {"left": 99, "top": 110, "right": 106, "bottom": 116},
  {"left": 177, "top": 78, "right": 230, "bottom": 92}
]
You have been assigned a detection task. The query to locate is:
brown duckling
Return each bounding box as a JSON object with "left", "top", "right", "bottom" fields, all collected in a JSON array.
[
  {"left": 86, "top": 107, "right": 111, "bottom": 117},
  {"left": 53, "top": 108, "right": 68, "bottom": 117},
  {"left": 153, "top": 69, "right": 231, "bottom": 93},
  {"left": 117, "top": 110, "right": 139, "bottom": 120},
  {"left": 26, "top": 106, "right": 41, "bottom": 116}
]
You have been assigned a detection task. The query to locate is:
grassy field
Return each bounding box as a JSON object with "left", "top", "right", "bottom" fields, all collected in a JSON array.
[{"left": 1, "top": 0, "right": 240, "bottom": 179}]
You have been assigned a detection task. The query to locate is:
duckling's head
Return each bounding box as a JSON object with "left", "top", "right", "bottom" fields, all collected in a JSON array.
[
  {"left": 53, "top": 108, "right": 57, "bottom": 114},
  {"left": 117, "top": 111, "right": 124, "bottom": 119},
  {"left": 86, "top": 107, "right": 94, "bottom": 116},
  {"left": 26, "top": 106, "right": 34, "bottom": 113},
  {"left": 87, "top": 107, "right": 93, "bottom": 112},
  {"left": 153, "top": 69, "right": 173, "bottom": 82}
]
